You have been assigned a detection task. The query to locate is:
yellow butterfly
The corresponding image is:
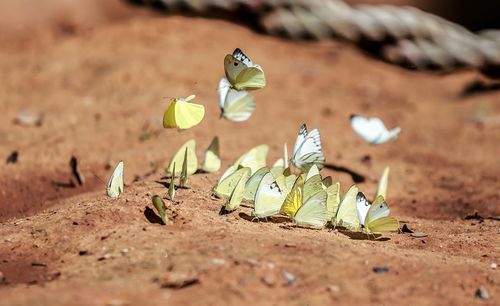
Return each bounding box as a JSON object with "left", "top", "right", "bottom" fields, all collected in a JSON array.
[
  {"left": 280, "top": 176, "right": 304, "bottom": 217},
  {"left": 325, "top": 182, "right": 340, "bottom": 221},
  {"left": 224, "top": 48, "right": 266, "bottom": 91},
  {"left": 303, "top": 174, "right": 323, "bottom": 203},
  {"left": 107, "top": 161, "right": 124, "bottom": 198},
  {"left": 166, "top": 139, "right": 197, "bottom": 176},
  {"left": 233, "top": 144, "right": 268, "bottom": 174},
  {"left": 224, "top": 173, "right": 249, "bottom": 211},
  {"left": 293, "top": 191, "right": 328, "bottom": 228},
  {"left": 201, "top": 137, "right": 221, "bottom": 173},
  {"left": 152, "top": 195, "right": 168, "bottom": 225},
  {"left": 213, "top": 167, "right": 251, "bottom": 199},
  {"left": 243, "top": 167, "right": 269, "bottom": 202},
  {"left": 362, "top": 194, "right": 399, "bottom": 234},
  {"left": 168, "top": 162, "right": 176, "bottom": 201},
  {"left": 163, "top": 95, "right": 205, "bottom": 130},
  {"left": 374, "top": 166, "right": 390, "bottom": 201},
  {"left": 333, "top": 185, "right": 360, "bottom": 230}
]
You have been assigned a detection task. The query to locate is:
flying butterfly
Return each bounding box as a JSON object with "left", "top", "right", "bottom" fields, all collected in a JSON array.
[
  {"left": 163, "top": 95, "right": 205, "bottom": 130},
  {"left": 218, "top": 78, "right": 256, "bottom": 122},
  {"left": 224, "top": 48, "right": 266, "bottom": 91},
  {"left": 290, "top": 124, "right": 325, "bottom": 172},
  {"left": 350, "top": 115, "right": 401, "bottom": 145},
  {"left": 107, "top": 161, "right": 124, "bottom": 198}
]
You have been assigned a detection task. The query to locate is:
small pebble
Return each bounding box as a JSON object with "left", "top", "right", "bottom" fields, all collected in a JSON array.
[
  {"left": 159, "top": 272, "right": 199, "bottom": 289},
  {"left": 373, "top": 266, "right": 389, "bottom": 273},
  {"left": 475, "top": 286, "right": 490, "bottom": 300},
  {"left": 106, "top": 299, "right": 129, "bottom": 306},
  {"left": 490, "top": 263, "right": 497, "bottom": 270},
  {"left": 121, "top": 248, "right": 129, "bottom": 256},
  {"left": 98, "top": 253, "right": 112, "bottom": 261},
  {"left": 244, "top": 259, "right": 259, "bottom": 267},
  {"left": 261, "top": 274, "right": 276, "bottom": 287},
  {"left": 0, "top": 271, "right": 5, "bottom": 282},
  {"left": 284, "top": 243, "right": 296, "bottom": 248},
  {"left": 210, "top": 258, "right": 225, "bottom": 266},
  {"left": 327, "top": 284, "right": 340, "bottom": 293},
  {"left": 282, "top": 271, "right": 295, "bottom": 285}
]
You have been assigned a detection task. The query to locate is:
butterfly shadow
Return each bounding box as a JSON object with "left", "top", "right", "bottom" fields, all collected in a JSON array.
[
  {"left": 238, "top": 212, "right": 290, "bottom": 224},
  {"left": 144, "top": 206, "right": 164, "bottom": 225},
  {"left": 51, "top": 180, "right": 77, "bottom": 189},
  {"left": 461, "top": 79, "right": 500, "bottom": 97},
  {"left": 324, "top": 163, "right": 366, "bottom": 183},
  {"left": 338, "top": 229, "right": 389, "bottom": 241}
]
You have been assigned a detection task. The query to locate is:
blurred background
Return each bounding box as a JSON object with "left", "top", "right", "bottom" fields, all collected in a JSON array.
[{"left": 1, "top": 0, "right": 499, "bottom": 43}]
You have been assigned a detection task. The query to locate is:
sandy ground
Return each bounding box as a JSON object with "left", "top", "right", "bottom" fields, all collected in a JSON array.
[{"left": 0, "top": 2, "right": 499, "bottom": 305}]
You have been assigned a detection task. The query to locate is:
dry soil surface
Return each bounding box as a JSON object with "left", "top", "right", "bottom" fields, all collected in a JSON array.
[{"left": 0, "top": 6, "right": 499, "bottom": 306}]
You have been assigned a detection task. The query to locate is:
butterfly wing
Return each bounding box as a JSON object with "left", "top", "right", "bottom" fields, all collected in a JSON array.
[
  {"left": 322, "top": 176, "right": 333, "bottom": 188},
  {"left": 233, "top": 67, "right": 266, "bottom": 91},
  {"left": 325, "top": 182, "right": 340, "bottom": 221},
  {"left": 291, "top": 127, "right": 325, "bottom": 171},
  {"left": 280, "top": 176, "right": 304, "bottom": 217},
  {"left": 365, "top": 195, "right": 391, "bottom": 225},
  {"left": 374, "top": 166, "right": 390, "bottom": 201},
  {"left": 213, "top": 167, "right": 251, "bottom": 199},
  {"left": 293, "top": 191, "right": 328, "bottom": 228},
  {"left": 201, "top": 137, "right": 221, "bottom": 173},
  {"left": 225, "top": 170, "right": 250, "bottom": 211},
  {"left": 218, "top": 78, "right": 231, "bottom": 110},
  {"left": 292, "top": 124, "right": 308, "bottom": 158},
  {"left": 253, "top": 172, "right": 287, "bottom": 218},
  {"left": 174, "top": 100, "right": 205, "bottom": 130},
  {"left": 305, "top": 164, "right": 320, "bottom": 181},
  {"left": 224, "top": 54, "right": 246, "bottom": 86},
  {"left": 163, "top": 100, "right": 178, "bottom": 129},
  {"left": 303, "top": 174, "right": 323, "bottom": 203},
  {"left": 223, "top": 89, "right": 256, "bottom": 122},
  {"left": 107, "top": 161, "right": 124, "bottom": 198},
  {"left": 233, "top": 144, "right": 268, "bottom": 174},
  {"left": 334, "top": 185, "right": 360, "bottom": 229},
  {"left": 167, "top": 139, "right": 197, "bottom": 176},
  {"left": 356, "top": 192, "right": 371, "bottom": 226},
  {"left": 243, "top": 167, "right": 270, "bottom": 201},
  {"left": 365, "top": 216, "right": 400, "bottom": 233},
  {"left": 375, "top": 127, "right": 401, "bottom": 144}
]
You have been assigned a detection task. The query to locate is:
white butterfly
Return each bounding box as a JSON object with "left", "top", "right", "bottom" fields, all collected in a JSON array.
[
  {"left": 218, "top": 78, "right": 256, "bottom": 122},
  {"left": 290, "top": 124, "right": 325, "bottom": 172},
  {"left": 356, "top": 192, "right": 372, "bottom": 226},
  {"left": 106, "top": 161, "right": 124, "bottom": 198},
  {"left": 350, "top": 115, "right": 401, "bottom": 144}
]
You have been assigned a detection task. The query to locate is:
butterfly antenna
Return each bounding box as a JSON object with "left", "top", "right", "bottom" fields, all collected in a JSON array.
[{"left": 92, "top": 172, "right": 106, "bottom": 184}]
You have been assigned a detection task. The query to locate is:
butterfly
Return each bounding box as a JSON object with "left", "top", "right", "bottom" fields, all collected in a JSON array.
[
  {"left": 233, "top": 144, "right": 269, "bottom": 174},
  {"left": 163, "top": 95, "right": 205, "bottom": 130},
  {"left": 293, "top": 191, "right": 328, "bottom": 228},
  {"left": 325, "top": 182, "right": 340, "bottom": 221},
  {"left": 166, "top": 139, "right": 197, "bottom": 176},
  {"left": 358, "top": 193, "right": 399, "bottom": 234},
  {"left": 107, "top": 161, "right": 124, "bottom": 198},
  {"left": 224, "top": 170, "right": 250, "bottom": 211},
  {"left": 375, "top": 166, "right": 390, "bottom": 201},
  {"left": 350, "top": 115, "right": 401, "bottom": 144},
  {"left": 243, "top": 167, "right": 270, "bottom": 202},
  {"left": 333, "top": 185, "right": 360, "bottom": 230},
  {"left": 218, "top": 78, "right": 256, "bottom": 121},
  {"left": 290, "top": 124, "right": 325, "bottom": 172},
  {"left": 152, "top": 195, "right": 168, "bottom": 225},
  {"left": 280, "top": 176, "right": 304, "bottom": 217},
  {"left": 253, "top": 172, "right": 287, "bottom": 218},
  {"left": 224, "top": 48, "right": 266, "bottom": 91},
  {"left": 213, "top": 167, "right": 251, "bottom": 199},
  {"left": 201, "top": 137, "right": 221, "bottom": 173}
]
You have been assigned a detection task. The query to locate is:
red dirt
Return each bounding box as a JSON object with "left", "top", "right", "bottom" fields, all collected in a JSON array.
[{"left": 0, "top": 2, "right": 499, "bottom": 305}]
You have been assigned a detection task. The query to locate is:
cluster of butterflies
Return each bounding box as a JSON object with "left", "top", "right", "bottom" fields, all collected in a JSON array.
[
  {"left": 211, "top": 124, "right": 399, "bottom": 234},
  {"left": 162, "top": 48, "right": 266, "bottom": 130}
]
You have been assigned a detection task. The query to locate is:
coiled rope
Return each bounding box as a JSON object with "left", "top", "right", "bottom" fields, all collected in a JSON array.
[{"left": 131, "top": 0, "right": 500, "bottom": 78}]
